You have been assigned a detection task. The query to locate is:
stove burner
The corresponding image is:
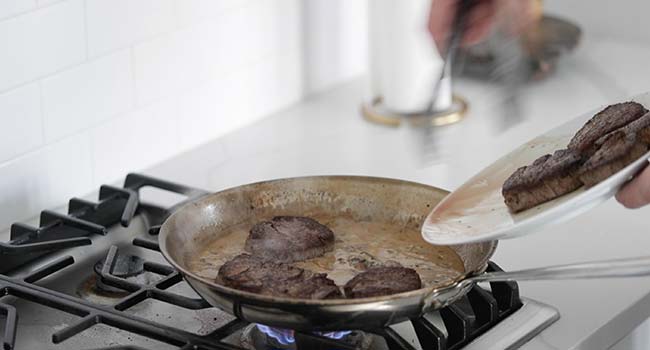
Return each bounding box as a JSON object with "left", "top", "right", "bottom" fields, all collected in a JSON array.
[
  {"left": 241, "top": 324, "right": 366, "bottom": 350},
  {"left": 76, "top": 274, "right": 130, "bottom": 302},
  {"left": 256, "top": 324, "right": 296, "bottom": 345},
  {"left": 256, "top": 324, "right": 353, "bottom": 345},
  {"left": 317, "top": 330, "right": 354, "bottom": 340},
  {"left": 93, "top": 254, "right": 144, "bottom": 293}
]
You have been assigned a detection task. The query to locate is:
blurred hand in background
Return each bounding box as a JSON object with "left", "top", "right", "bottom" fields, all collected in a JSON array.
[{"left": 428, "top": 0, "right": 539, "bottom": 53}]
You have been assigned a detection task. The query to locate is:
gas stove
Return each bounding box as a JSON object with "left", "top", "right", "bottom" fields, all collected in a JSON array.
[{"left": 0, "top": 174, "right": 559, "bottom": 350}]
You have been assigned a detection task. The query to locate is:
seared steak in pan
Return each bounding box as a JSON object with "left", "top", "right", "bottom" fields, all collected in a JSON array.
[
  {"left": 217, "top": 254, "right": 342, "bottom": 299},
  {"left": 343, "top": 266, "right": 422, "bottom": 298},
  {"left": 245, "top": 216, "right": 335, "bottom": 263}
]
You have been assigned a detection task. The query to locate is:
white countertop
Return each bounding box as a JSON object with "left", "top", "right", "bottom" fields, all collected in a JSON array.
[{"left": 142, "top": 37, "right": 650, "bottom": 349}]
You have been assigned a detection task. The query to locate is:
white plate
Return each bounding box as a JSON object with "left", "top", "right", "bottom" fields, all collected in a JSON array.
[{"left": 421, "top": 92, "right": 650, "bottom": 245}]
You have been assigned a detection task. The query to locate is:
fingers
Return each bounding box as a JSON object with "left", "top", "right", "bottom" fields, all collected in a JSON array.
[
  {"left": 429, "top": 0, "right": 497, "bottom": 53},
  {"left": 496, "top": 0, "right": 537, "bottom": 36},
  {"left": 428, "top": 0, "right": 537, "bottom": 53},
  {"left": 428, "top": 0, "right": 458, "bottom": 52},
  {"left": 616, "top": 165, "right": 650, "bottom": 209},
  {"left": 462, "top": 1, "right": 497, "bottom": 47}
]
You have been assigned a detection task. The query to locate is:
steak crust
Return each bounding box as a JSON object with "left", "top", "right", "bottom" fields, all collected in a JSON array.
[
  {"left": 245, "top": 216, "right": 335, "bottom": 263},
  {"left": 621, "top": 111, "right": 650, "bottom": 144},
  {"left": 568, "top": 101, "right": 647, "bottom": 154},
  {"left": 502, "top": 149, "right": 583, "bottom": 212},
  {"left": 343, "top": 266, "right": 422, "bottom": 298},
  {"left": 217, "top": 254, "right": 342, "bottom": 299},
  {"left": 578, "top": 113, "right": 650, "bottom": 187}
]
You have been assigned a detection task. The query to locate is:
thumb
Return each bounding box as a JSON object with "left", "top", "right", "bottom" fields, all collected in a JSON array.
[{"left": 616, "top": 164, "right": 650, "bottom": 209}]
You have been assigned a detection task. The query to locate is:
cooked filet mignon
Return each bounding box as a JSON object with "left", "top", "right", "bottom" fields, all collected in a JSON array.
[
  {"left": 502, "top": 102, "right": 650, "bottom": 211},
  {"left": 343, "top": 266, "right": 422, "bottom": 298},
  {"left": 621, "top": 111, "right": 650, "bottom": 144},
  {"left": 217, "top": 254, "right": 342, "bottom": 299},
  {"left": 568, "top": 101, "right": 647, "bottom": 154},
  {"left": 245, "top": 216, "right": 335, "bottom": 263},
  {"left": 577, "top": 119, "right": 650, "bottom": 188},
  {"left": 502, "top": 149, "right": 583, "bottom": 212}
]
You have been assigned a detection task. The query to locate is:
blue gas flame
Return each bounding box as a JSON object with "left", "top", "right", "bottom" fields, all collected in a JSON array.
[{"left": 256, "top": 324, "right": 352, "bottom": 345}]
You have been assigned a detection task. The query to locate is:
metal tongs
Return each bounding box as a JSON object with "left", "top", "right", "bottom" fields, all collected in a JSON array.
[
  {"left": 427, "top": 0, "right": 477, "bottom": 114},
  {"left": 410, "top": 0, "right": 477, "bottom": 165}
]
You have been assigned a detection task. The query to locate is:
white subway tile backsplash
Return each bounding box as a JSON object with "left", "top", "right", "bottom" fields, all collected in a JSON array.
[
  {"left": 42, "top": 50, "right": 134, "bottom": 142},
  {"left": 92, "top": 99, "right": 179, "bottom": 185},
  {"left": 0, "top": 0, "right": 36, "bottom": 20},
  {"left": 133, "top": 26, "right": 207, "bottom": 106},
  {"left": 0, "top": 83, "right": 43, "bottom": 162},
  {"left": 246, "top": 50, "right": 304, "bottom": 117},
  {"left": 0, "top": 133, "right": 92, "bottom": 231},
  {"left": 175, "top": 0, "right": 245, "bottom": 27},
  {"left": 212, "top": 0, "right": 301, "bottom": 70},
  {"left": 0, "top": 0, "right": 85, "bottom": 92},
  {"left": 86, "top": 0, "right": 175, "bottom": 57},
  {"left": 178, "top": 49, "right": 303, "bottom": 150},
  {"left": 133, "top": 0, "right": 301, "bottom": 106},
  {"left": 177, "top": 83, "right": 221, "bottom": 150},
  {"left": 303, "top": 0, "right": 368, "bottom": 94},
  {"left": 0, "top": 0, "right": 365, "bottom": 232}
]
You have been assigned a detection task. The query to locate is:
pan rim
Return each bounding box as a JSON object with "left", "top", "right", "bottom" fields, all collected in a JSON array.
[{"left": 159, "top": 175, "right": 497, "bottom": 306}]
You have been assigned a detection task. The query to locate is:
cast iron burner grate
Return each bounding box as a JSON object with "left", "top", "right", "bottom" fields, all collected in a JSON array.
[{"left": 0, "top": 173, "right": 523, "bottom": 350}]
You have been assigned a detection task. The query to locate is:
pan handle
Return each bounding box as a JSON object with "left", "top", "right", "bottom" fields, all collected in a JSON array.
[{"left": 468, "top": 256, "right": 650, "bottom": 283}]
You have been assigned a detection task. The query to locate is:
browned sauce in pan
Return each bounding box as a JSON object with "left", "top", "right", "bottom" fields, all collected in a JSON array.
[{"left": 188, "top": 215, "right": 465, "bottom": 292}]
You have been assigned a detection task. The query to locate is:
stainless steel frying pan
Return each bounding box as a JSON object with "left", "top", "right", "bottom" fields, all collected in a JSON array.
[{"left": 159, "top": 176, "right": 650, "bottom": 331}]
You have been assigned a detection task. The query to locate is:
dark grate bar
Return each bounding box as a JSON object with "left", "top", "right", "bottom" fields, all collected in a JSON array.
[
  {"left": 52, "top": 314, "right": 99, "bottom": 343},
  {"left": 466, "top": 286, "right": 498, "bottom": 331},
  {"left": 99, "top": 246, "right": 210, "bottom": 311},
  {"left": 0, "top": 303, "right": 17, "bottom": 350},
  {"left": 23, "top": 255, "right": 75, "bottom": 284},
  {"left": 205, "top": 319, "right": 248, "bottom": 340},
  {"left": 0, "top": 235, "right": 91, "bottom": 255},
  {"left": 408, "top": 262, "right": 525, "bottom": 350},
  {"left": 132, "top": 238, "right": 160, "bottom": 252},
  {"left": 0, "top": 266, "right": 244, "bottom": 350},
  {"left": 412, "top": 316, "right": 446, "bottom": 350},
  {"left": 123, "top": 173, "right": 209, "bottom": 199},
  {"left": 441, "top": 304, "right": 470, "bottom": 348},
  {"left": 295, "top": 331, "right": 358, "bottom": 350},
  {"left": 99, "top": 186, "right": 139, "bottom": 227},
  {"left": 1, "top": 173, "right": 208, "bottom": 273},
  {"left": 40, "top": 211, "right": 107, "bottom": 236},
  {"left": 147, "top": 225, "right": 162, "bottom": 235},
  {"left": 487, "top": 262, "right": 523, "bottom": 316},
  {"left": 380, "top": 327, "right": 418, "bottom": 350}
]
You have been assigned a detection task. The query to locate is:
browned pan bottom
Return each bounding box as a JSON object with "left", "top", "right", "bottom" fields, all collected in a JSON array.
[{"left": 189, "top": 215, "right": 465, "bottom": 292}]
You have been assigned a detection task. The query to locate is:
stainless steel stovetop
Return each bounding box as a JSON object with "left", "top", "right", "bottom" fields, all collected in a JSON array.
[{"left": 0, "top": 174, "right": 559, "bottom": 350}]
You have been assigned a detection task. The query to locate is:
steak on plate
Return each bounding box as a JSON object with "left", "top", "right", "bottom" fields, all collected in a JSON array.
[
  {"left": 568, "top": 101, "right": 647, "bottom": 154},
  {"left": 502, "top": 102, "right": 650, "bottom": 212},
  {"left": 578, "top": 113, "right": 650, "bottom": 187},
  {"left": 502, "top": 149, "right": 583, "bottom": 212}
]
